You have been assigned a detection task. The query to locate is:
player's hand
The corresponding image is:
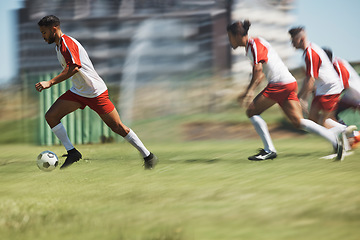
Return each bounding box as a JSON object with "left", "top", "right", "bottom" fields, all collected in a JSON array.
[{"left": 35, "top": 81, "right": 51, "bottom": 92}]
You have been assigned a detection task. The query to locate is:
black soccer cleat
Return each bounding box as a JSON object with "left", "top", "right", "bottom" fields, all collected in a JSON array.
[
  {"left": 334, "top": 132, "right": 345, "bottom": 161},
  {"left": 60, "top": 148, "right": 82, "bottom": 169},
  {"left": 143, "top": 152, "right": 158, "bottom": 170},
  {"left": 248, "top": 149, "right": 277, "bottom": 161}
]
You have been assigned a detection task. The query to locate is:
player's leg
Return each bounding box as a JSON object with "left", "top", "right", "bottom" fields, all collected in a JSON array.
[
  {"left": 279, "top": 99, "right": 303, "bottom": 128},
  {"left": 99, "top": 108, "right": 157, "bottom": 169},
  {"left": 334, "top": 99, "right": 351, "bottom": 121},
  {"left": 308, "top": 102, "right": 322, "bottom": 125},
  {"left": 281, "top": 99, "right": 339, "bottom": 148},
  {"left": 45, "top": 98, "right": 83, "bottom": 169},
  {"left": 247, "top": 94, "right": 277, "bottom": 160},
  {"left": 282, "top": 99, "right": 345, "bottom": 160}
]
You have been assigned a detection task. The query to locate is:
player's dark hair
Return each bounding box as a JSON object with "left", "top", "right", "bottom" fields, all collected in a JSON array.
[
  {"left": 322, "top": 47, "right": 333, "bottom": 61},
  {"left": 227, "top": 20, "right": 251, "bottom": 36},
  {"left": 288, "top": 26, "right": 304, "bottom": 38},
  {"left": 38, "top": 15, "right": 60, "bottom": 27}
]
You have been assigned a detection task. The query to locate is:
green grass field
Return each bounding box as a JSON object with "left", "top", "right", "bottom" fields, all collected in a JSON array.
[{"left": 1, "top": 132, "right": 360, "bottom": 240}]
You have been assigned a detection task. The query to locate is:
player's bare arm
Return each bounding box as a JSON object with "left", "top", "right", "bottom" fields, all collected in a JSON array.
[
  {"left": 297, "top": 75, "right": 314, "bottom": 112},
  {"left": 298, "top": 75, "right": 314, "bottom": 100},
  {"left": 238, "top": 63, "right": 265, "bottom": 107},
  {"left": 35, "top": 65, "right": 79, "bottom": 92}
]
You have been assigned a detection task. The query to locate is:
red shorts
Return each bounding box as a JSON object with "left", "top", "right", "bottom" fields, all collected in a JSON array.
[
  {"left": 58, "top": 90, "right": 115, "bottom": 115},
  {"left": 311, "top": 94, "right": 340, "bottom": 112},
  {"left": 261, "top": 82, "right": 299, "bottom": 106}
]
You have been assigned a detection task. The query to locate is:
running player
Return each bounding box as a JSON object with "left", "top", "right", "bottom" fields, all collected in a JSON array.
[
  {"left": 288, "top": 26, "right": 344, "bottom": 127},
  {"left": 227, "top": 20, "right": 344, "bottom": 161},
  {"left": 36, "top": 15, "right": 157, "bottom": 169},
  {"left": 288, "top": 27, "right": 356, "bottom": 152},
  {"left": 323, "top": 48, "right": 360, "bottom": 147}
]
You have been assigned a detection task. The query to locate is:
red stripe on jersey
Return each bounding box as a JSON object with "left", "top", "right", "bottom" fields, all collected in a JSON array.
[
  {"left": 60, "top": 35, "right": 82, "bottom": 68},
  {"left": 304, "top": 47, "right": 321, "bottom": 78},
  {"left": 334, "top": 60, "right": 350, "bottom": 89},
  {"left": 247, "top": 38, "right": 268, "bottom": 65}
]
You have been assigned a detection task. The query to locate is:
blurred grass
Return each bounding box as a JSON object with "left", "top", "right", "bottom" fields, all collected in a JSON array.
[
  {"left": 1, "top": 97, "right": 360, "bottom": 239},
  {"left": 130, "top": 106, "right": 284, "bottom": 143},
  {"left": 1, "top": 135, "right": 360, "bottom": 240},
  {"left": 0, "top": 118, "right": 37, "bottom": 144}
]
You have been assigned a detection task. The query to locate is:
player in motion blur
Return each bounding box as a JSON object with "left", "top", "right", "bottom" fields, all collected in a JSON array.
[
  {"left": 322, "top": 48, "right": 360, "bottom": 148},
  {"left": 288, "top": 26, "right": 356, "bottom": 152},
  {"left": 226, "top": 20, "right": 344, "bottom": 161},
  {"left": 35, "top": 15, "right": 157, "bottom": 169}
]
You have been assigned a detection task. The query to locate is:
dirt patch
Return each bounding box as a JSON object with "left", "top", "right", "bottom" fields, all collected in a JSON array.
[{"left": 183, "top": 121, "right": 306, "bottom": 141}]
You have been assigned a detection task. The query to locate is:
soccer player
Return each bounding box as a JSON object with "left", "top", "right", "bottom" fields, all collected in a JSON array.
[
  {"left": 288, "top": 26, "right": 343, "bottom": 128},
  {"left": 323, "top": 48, "right": 360, "bottom": 147},
  {"left": 226, "top": 20, "right": 344, "bottom": 161},
  {"left": 35, "top": 15, "right": 158, "bottom": 169}
]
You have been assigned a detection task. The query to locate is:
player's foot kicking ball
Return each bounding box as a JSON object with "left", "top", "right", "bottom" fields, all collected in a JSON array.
[{"left": 60, "top": 148, "right": 82, "bottom": 169}]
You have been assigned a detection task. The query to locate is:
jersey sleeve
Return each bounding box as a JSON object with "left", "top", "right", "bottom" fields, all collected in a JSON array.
[
  {"left": 334, "top": 60, "right": 350, "bottom": 89},
  {"left": 246, "top": 38, "right": 268, "bottom": 65},
  {"left": 60, "top": 36, "right": 82, "bottom": 68},
  {"left": 304, "top": 48, "right": 321, "bottom": 78}
]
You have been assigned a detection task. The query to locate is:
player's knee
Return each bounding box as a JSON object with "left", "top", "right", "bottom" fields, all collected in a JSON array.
[
  {"left": 45, "top": 110, "right": 56, "bottom": 124},
  {"left": 246, "top": 108, "right": 255, "bottom": 118},
  {"left": 291, "top": 118, "right": 301, "bottom": 129},
  {"left": 110, "top": 124, "right": 129, "bottom": 137}
]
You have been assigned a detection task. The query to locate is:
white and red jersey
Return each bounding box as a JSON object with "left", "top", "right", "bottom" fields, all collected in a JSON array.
[
  {"left": 303, "top": 42, "right": 343, "bottom": 96},
  {"left": 56, "top": 34, "right": 107, "bottom": 98},
  {"left": 333, "top": 57, "right": 360, "bottom": 104},
  {"left": 246, "top": 37, "right": 296, "bottom": 84}
]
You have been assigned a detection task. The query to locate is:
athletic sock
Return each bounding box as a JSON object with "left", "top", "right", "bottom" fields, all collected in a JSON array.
[
  {"left": 324, "top": 118, "right": 346, "bottom": 134},
  {"left": 51, "top": 123, "right": 75, "bottom": 151},
  {"left": 124, "top": 129, "right": 151, "bottom": 158},
  {"left": 300, "top": 119, "right": 337, "bottom": 147},
  {"left": 250, "top": 115, "right": 276, "bottom": 153}
]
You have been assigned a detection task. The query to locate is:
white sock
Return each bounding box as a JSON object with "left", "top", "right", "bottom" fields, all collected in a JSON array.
[
  {"left": 124, "top": 129, "right": 150, "bottom": 158},
  {"left": 51, "top": 123, "right": 74, "bottom": 151},
  {"left": 300, "top": 119, "right": 337, "bottom": 148},
  {"left": 324, "top": 118, "right": 346, "bottom": 134},
  {"left": 250, "top": 115, "right": 276, "bottom": 153}
]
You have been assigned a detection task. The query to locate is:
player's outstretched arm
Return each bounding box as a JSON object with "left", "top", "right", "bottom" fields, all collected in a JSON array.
[{"left": 35, "top": 65, "right": 79, "bottom": 92}]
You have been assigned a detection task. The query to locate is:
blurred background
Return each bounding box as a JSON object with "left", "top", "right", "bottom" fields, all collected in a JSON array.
[{"left": 0, "top": 0, "right": 359, "bottom": 146}]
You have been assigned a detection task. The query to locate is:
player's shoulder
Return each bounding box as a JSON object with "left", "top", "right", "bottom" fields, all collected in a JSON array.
[
  {"left": 336, "top": 57, "right": 349, "bottom": 65},
  {"left": 250, "top": 37, "right": 268, "bottom": 44},
  {"left": 248, "top": 37, "right": 269, "bottom": 50},
  {"left": 304, "top": 42, "right": 323, "bottom": 59},
  {"left": 62, "top": 34, "right": 79, "bottom": 45}
]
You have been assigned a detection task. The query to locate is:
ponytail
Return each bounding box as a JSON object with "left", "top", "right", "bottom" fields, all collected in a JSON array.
[
  {"left": 226, "top": 20, "right": 251, "bottom": 36},
  {"left": 242, "top": 20, "right": 251, "bottom": 36}
]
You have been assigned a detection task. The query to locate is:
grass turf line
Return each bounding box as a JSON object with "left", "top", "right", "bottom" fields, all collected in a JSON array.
[{"left": 0, "top": 137, "right": 360, "bottom": 240}]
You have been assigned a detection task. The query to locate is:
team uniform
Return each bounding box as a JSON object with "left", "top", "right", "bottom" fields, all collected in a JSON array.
[
  {"left": 56, "top": 34, "right": 114, "bottom": 114},
  {"left": 244, "top": 37, "right": 344, "bottom": 160},
  {"left": 333, "top": 57, "right": 360, "bottom": 108},
  {"left": 245, "top": 37, "right": 299, "bottom": 159},
  {"left": 49, "top": 34, "right": 156, "bottom": 169},
  {"left": 246, "top": 37, "right": 299, "bottom": 105},
  {"left": 303, "top": 43, "right": 343, "bottom": 111},
  {"left": 332, "top": 57, "right": 360, "bottom": 148}
]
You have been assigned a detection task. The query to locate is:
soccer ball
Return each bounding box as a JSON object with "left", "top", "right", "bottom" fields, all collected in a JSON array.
[{"left": 37, "top": 151, "right": 59, "bottom": 171}]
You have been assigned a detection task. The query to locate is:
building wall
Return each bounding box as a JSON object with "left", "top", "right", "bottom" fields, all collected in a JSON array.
[{"left": 18, "top": 0, "right": 231, "bottom": 84}]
